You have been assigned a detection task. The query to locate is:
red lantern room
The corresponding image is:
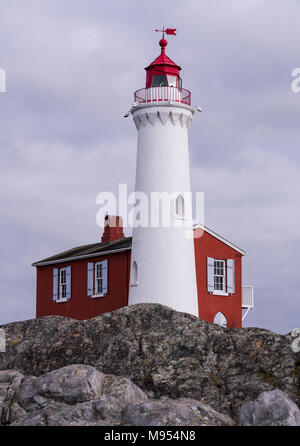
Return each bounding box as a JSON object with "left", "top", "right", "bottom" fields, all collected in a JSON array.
[
  {"left": 134, "top": 28, "right": 191, "bottom": 105},
  {"left": 145, "top": 38, "right": 182, "bottom": 89}
]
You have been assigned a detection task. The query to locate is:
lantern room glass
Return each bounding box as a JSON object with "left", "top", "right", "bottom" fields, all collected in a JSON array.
[
  {"left": 152, "top": 75, "right": 168, "bottom": 87},
  {"left": 167, "top": 75, "right": 177, "bottom": 87}
]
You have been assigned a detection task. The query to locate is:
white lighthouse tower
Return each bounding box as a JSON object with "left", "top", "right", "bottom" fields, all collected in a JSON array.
[{"left": 128, "top": 30, "right": 199, "bottom": 316}]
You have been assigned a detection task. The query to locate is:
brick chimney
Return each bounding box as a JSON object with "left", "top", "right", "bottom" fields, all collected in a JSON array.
[{"left": 101, "top": 215, "right": 124, "bottom": 244}]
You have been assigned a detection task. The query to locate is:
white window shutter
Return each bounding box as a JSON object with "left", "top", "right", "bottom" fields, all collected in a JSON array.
[
  {"left": 227, "top": 259, "right": 235, "bottom": 294},
  {"left": 207, "top": 257, "right": 214, "bottom": 293},
  {"left": 102, "top": 259, "right": 108, "bottom": 294},
  {"left": 66, "top": 266, "right": 72, "bottom": 300},
  {"left": 53, "top": 268, "right": 58, "bottom": 302},
  {"left": 87, "top": 263, "right": 94, "bottom": 297}
]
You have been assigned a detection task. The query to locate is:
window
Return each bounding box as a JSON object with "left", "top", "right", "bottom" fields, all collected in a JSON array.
[
  {"left": 214, "top": 260, "right": 225, "bottom": 292},
  {"left": 175, "top": 195, "right": 185, "bottom": 218},
  {"left": 207, "top": 257, "right": 235, "bottom": 295},
  {"left": 95, "top": 262, "right": 103, "bottom": 295},
  {"left": 131, "top": 261, "right": 138, "bottom": 286},
  {"left": 167, "top": 75, "right": 177, "bottom": 87},
  {"left": 87, "top": 260, "right": 108, "bottom": 297},
  {"left": 152, "top": 74, "right": 168, "bottom": 87},
  {"left": 60, "top": 268, "right": 67, "bottom": 299},
  {"left": 53, "top": 266, "right": 71, "bottom": 303}
]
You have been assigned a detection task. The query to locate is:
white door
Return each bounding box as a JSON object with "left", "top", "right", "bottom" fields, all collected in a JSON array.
[{"left": 213, "top": 312, "right": 227, "bottom": 327}]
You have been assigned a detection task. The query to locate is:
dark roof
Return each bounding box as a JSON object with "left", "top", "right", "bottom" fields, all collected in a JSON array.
[
  {"left": 32, "top": 237, "right": 132, "bottom": 266},
  {"left": 32, "top": 224, "right": 246, "bottom": 268}
]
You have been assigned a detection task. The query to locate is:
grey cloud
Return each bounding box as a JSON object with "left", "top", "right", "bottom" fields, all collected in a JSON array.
[{"left": 0, "top": 0, "right": 299, "bottom": 333}]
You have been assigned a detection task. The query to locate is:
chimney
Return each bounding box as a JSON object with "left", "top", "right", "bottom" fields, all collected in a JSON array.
[{"left": 101, "top": 215, "right": 124, "bottom": 244}]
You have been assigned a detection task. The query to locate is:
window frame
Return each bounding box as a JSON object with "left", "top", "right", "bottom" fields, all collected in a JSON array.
[
  {"left": 151, "top": 74, "right": 168, "bottom": 87},
  {"left": 88, "top": 259, "right": 108, "bottom": 299},
  {"left": 130, "top": 261, "right": 139, "bottom": 287},
  {"left": 58, "top": 267, "right": 68, "bottom": 302},
  {"left": 175, "top": 194, "right": 185, "bottom": 219},
  {"left": 94, "top": 261, "right": 104, "bottom": 297},
  {"left": 166, "top": 74, "right": 177, "bottom": 87},
  {"left": 212, "top": 259, "right": 228, "bottom": 296}
]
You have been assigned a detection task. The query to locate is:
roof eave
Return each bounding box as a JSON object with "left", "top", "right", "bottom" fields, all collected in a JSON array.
[
  {"left": 32, "top": 225, "right": 246, "bottom": 267},
  {"left": 193, "top": 223, "right": 247, "bottom": 256},
  {"left": 32, "top": 246, "right": 131, "bottom": 267},
  {"left": 145, "top": 62, "right": 181, "bottom": 71}
]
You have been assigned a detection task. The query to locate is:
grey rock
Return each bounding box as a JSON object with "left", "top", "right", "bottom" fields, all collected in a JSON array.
[
  {"left": 10, "top": 362, "right": 300, "bottom": 427},
  {"left": 12, "top": 401, "right": 102, "bottom": 426},
  {"left": 6, "top": 363, "right": 232, "bottom": 426},
  {"left": 93, "top": 374, "right": 148, "bottom": 422},
  {"left": 0, "top": 303, "right": 299, "bottom": 419},
  {"left": 10, "top": 365, "right": 148, "bottom": 426},
  {"left": 0, "top": 370, "right": 24, "bottom": 400},
  {"left": 17, "top": 364, "right": 104, "bottom": 411},
  {"left": 123, "top": 398, "right": 234, "bottom": 426},
  {"left": 239, "top": 389, "right": 300, "bottom": 426},
  {"left": 0, "top": 370, "right": 26, "bottom": 425}
]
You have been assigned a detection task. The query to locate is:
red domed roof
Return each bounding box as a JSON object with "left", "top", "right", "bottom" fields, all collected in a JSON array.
[{"left": 145, "top": 38, "right": 181, "bottom": 72}]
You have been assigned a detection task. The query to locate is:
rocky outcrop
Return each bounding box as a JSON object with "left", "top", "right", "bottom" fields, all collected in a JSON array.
[
  {"left": 0, "top": 370, "right": 27, "bottom": 424},
  {"left": 0, "top": 365, "right": 233, "bottom": 426},
  {"left": 123, "top": 398, "right": 234, "bottom": 426},
  {"left": 0, "top": 304, "right": 299, "bottom": 421},
  {"left": 239, "top": 389, "right": 300, "bottom": 426}
]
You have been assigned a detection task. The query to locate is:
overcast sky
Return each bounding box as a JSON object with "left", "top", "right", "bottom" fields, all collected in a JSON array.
[{"left": 0, "top": 0, "right": 299, "bottom": 334}]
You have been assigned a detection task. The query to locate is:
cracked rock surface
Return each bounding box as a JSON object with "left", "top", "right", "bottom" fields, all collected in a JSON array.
[
  {"left": 0, "top": 303, "right": 299, "bottom": 422},
  {"left": 239, "top": 389, "right": 300, "bottom": 426},
  {"left": 0, "top": 365, "right": 233, "bottom": 426}
]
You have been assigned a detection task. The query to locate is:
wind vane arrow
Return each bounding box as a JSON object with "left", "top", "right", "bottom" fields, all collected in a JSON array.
[
  {"left": 165, "top": 28, "right": 176, "bottom": 35},
  {"left": 155, "top": 27, "right": 177, "bottom": 39}
]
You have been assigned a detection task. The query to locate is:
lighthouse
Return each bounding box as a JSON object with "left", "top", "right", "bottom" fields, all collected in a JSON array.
[{"left": 128, "top": 29, "right": 199, "bottom": 316}]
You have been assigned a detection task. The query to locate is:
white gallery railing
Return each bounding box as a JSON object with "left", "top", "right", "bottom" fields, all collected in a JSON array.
[{"left": 134, "top": 86, "right": 191, "bottom": 105}]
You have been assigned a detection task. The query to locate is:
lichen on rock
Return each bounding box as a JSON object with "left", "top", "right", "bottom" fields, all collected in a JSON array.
[{"left": 0, "top": 303, "right": 299, "bottom": 423}]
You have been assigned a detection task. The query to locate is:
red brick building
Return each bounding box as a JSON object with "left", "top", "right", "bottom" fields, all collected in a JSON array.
[{"left": 33, "top": 216, "right": 254, "bottom": 328}]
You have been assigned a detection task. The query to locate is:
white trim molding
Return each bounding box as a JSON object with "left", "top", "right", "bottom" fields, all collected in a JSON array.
[
  {"left": 212, "top": 290, "right": 229, "bottom": 296},
  {"left": 194, "top": 223, "right": 246, "bottom": 256}
]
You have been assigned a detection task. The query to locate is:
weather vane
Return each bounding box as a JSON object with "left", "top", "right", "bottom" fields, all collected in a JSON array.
[{"left": 155, "top": 27, "right": 177, "bottom": 40}]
